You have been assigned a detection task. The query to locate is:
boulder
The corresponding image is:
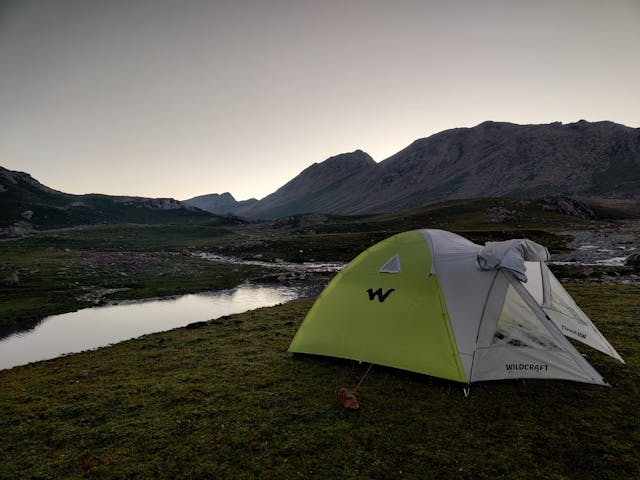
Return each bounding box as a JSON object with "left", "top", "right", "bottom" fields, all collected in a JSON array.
[
  {"left": 1, "top": 271, "right": 20, "bottom": 286},
  {"left": 625, "top": 252, "right": 640, "bottom": 267}
]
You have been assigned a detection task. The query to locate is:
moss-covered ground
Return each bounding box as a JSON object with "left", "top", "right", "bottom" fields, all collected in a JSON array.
[{"left": 0, "top": 284, "right": 637, "bottom": 479}]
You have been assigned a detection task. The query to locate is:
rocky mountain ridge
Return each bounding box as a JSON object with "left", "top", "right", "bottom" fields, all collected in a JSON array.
[
  {"left": 184, "top": 192, "right": 258, "bottom": 215},
  {"left": 200, "top": 120, "right": 639, "bottom": 218}
]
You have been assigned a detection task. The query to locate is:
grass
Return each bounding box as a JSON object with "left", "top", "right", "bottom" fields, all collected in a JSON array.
[
  {"left": 4, "top": 223, "right": 235, "bottom": 252},
  {"left": 0, "top": 284, "right": 637, "bottom": 479}
]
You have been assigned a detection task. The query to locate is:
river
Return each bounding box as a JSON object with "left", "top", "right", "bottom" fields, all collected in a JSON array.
[{"left": 0, "top": 283, "right": 320, "bottom": 371}]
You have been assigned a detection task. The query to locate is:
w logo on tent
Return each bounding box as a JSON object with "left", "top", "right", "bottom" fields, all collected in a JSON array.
[{"left": 367, "top": 288, "right": 395, "bottom": 303}]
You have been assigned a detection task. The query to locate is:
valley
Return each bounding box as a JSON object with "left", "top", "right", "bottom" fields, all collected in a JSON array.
[{"left": 0, "top": 198, "right": 639, "bottom": 479}]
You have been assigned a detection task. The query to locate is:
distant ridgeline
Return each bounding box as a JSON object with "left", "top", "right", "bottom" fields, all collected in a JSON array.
[
  {"left": 184, "top": 192, "right": 258, "bottom": 216},
  {"left": 185, "top": 120, "right": 639, "bottom": 219},
  {"left": 0, "top": 166, "right": 231, "bottom": 236},
  {"left": 3, "top": 120, "right": 639, "bottom": 235}
]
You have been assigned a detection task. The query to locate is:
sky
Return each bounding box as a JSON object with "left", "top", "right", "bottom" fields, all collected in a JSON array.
[{"left": 1, "top": 0, "right": 639, "bottom": 201}]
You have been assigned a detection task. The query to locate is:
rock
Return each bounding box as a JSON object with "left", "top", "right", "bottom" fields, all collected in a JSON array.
[
  {"left": 582, "top": 267, "right": 594, "bottom": 277},
  {"left": 487, "top": 206, "right": 516, "bottom": 223},
  {"left": 186, "top": 321, "right": 208, "bottom": 330},
  {"left": 1, "top": 271, "right": 19, "bottom": 286},
  {"left": 21, "top": 210, "right": 33, "bottom": 220},
  {"left": 0, "top": 221, "right": 33, "bottom": 237},
  {"left": 541, "top": 196, "right": 596, "bottom": 220},
  {"left": 141, "top": 198, "right": 185, "bottom": 210},
  {"left": 625, "top": 252, "right": 640, "bottom": 267}
]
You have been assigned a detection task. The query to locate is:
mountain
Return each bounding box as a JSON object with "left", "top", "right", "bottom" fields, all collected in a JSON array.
[
  {"left": 236, "top": 150, "right": 376, "bottom": 219},
  {"left": 183, "top": 192, "right": 258, "bottom": 215},
  {"left": 236, "top": 120, "right": 640, "bottom": 219},
  {"left": 0, "top": 166, "right": 226, "bottom": 236}
]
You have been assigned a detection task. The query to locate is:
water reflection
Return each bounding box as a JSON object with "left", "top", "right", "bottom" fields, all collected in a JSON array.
[{"left": 0, "top": 283, "right": 319, "bottom": 370}]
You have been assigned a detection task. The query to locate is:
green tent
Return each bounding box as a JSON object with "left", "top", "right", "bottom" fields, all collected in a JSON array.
[{"left": 289, "top": 229, "right": 624, "bottom": 385}]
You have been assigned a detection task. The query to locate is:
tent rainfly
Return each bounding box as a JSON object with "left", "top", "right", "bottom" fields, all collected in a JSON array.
[{"left": 288, "top": 229, "right": 624, "bottom": 386}]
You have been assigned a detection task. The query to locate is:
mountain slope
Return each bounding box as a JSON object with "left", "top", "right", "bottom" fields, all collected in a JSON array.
[
  {"left": 238, "top": 150, "right": 376, "bottom": 219},
  {"left": 0, "top": 167, "right": 225, "bottom": 236},
  {"left": 237, "top": 120, "right": 640, "bottom": 219}
]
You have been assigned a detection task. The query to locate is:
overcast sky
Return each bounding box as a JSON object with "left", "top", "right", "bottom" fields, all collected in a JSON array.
[{"left": 1, "top": 0, "right": 639, "bottom": 201}]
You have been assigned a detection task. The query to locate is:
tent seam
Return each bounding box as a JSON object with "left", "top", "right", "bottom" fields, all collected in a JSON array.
[{"left": 468, "top": 270, "right": 500, "bottom": 384}]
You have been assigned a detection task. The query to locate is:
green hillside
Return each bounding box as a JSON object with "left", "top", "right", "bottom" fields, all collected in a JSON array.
[{"left": 0, "top": 166, "right": 232, "bottom": 234}]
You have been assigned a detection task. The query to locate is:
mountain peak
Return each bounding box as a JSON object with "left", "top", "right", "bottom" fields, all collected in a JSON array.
[
  {"left": 304, "top": 150, "right": 375, "bottom": 173},
  {"left": 219, "top": 192, "right": 236, "bottom": 201}
]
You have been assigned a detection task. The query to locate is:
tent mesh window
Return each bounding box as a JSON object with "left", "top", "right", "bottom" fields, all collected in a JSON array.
[{"left": 493, "top": 284, "right": 563, "bottom": 350}]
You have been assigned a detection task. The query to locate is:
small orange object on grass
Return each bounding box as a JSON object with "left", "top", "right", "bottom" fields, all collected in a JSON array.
[{"left": 338, "top": 388, "right": 359, "bottom": 409}]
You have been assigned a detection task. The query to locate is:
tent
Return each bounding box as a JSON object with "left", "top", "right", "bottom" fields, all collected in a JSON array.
[{"left": 288, "top": 229, "right": 624, "bottom": 386}]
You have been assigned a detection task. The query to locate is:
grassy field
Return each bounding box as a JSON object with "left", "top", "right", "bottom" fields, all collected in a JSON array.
[
  {"left": 1, "top": 202, "right": 639, "bottom": 478},
  {"left": 0, "top": 283, "right": 637, "bottom": 479}
]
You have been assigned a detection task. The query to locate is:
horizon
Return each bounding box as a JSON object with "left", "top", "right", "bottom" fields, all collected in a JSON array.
[
  {"left": 1, "top": 1, "right": 639, "bottom": 201},
  {"left": 2, "top": 117, "right": 637, "bottom": 202}
]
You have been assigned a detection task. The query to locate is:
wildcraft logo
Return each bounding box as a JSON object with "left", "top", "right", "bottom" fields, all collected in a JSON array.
[
  {"left": 561, "top": 324, "right": 587, "bottom": 339},
  {"left": 505, "top": 363, "right": 549, "bottom": 372},
  {"left": 367, "top": 288, "right": 395, "bottom": 303}
]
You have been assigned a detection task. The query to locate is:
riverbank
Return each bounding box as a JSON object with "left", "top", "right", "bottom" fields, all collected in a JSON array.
[
  {"left": 0, "top": 222, "right": 362, "bottom": 330},
  {"left": 0, "top": 245, "right": 272, "bottom": 331},
  {"left": 1, "top": 283, "right": 638, "bottom": 479}
]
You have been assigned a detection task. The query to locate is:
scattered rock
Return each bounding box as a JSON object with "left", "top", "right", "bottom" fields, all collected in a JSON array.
[
  {"left": 21, "top": 210, "right": 33, "bottom": 220},
  {"left": 487, "top": 206, "right": 516, "bottom": 223},
  {"left": 541, "top": 196, "right": 596, "bottom": 220},
  {"left": 0, "top": 221, "right": 34, "bottom": 237}
]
